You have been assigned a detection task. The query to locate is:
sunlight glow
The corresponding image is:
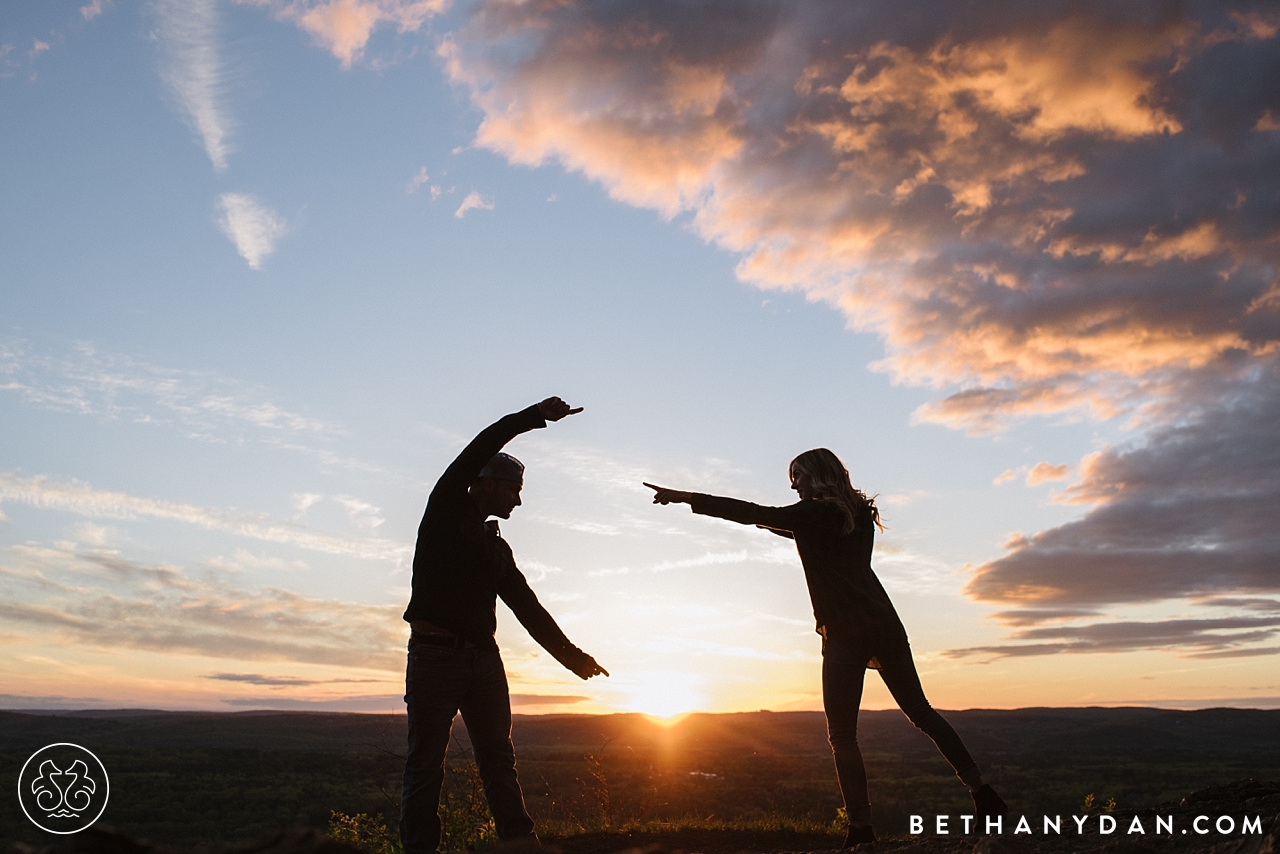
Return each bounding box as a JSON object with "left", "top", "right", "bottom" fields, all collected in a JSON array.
[{"left": 621, "top": 670, "right": 704, "bottom": 719}]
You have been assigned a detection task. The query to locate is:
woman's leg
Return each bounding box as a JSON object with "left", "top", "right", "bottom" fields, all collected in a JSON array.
[
  {"left": 822, "top": 637, "right": 873, "bottom": 829},
  {"left": 875, "top": 642, "right": 981, "bottom": 786}
]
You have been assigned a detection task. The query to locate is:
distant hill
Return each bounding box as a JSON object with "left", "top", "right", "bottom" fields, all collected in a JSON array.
[{"left": 5, "top": 706, "right": 1275, "bottom": 756}]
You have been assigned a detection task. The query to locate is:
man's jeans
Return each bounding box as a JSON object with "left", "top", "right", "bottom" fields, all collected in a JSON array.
[
  {"left": 822, "top": 636, "right": 981, "bottom": 823},
  {"left": 400, "top": 638, "right": 535, "bottom": 854}
]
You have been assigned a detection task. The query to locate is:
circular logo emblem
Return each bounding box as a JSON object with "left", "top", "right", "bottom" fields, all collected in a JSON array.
[{"left": 18, "top": 743, "right": 110, "bottom": 834}]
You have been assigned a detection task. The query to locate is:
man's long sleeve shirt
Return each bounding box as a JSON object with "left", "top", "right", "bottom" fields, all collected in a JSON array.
[{"left": 403, "top": 404, "right": 582, "bottom": 663}]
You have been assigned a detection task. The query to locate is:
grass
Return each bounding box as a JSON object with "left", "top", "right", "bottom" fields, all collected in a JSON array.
[{"left": 4, "top": 708, "right": 1277, "bottom": 849}]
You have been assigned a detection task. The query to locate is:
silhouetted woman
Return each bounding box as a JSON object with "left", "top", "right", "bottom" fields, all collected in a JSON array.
[{"left": 645, "top": 448, "right": 1005, "bottom": 848}]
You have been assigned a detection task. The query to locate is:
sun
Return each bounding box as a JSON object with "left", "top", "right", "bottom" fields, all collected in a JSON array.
[{"left": 623, "top": 670, "right": 704, "bottom": 720}]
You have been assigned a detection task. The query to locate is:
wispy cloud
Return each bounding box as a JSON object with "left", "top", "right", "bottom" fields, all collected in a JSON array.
[
  {"left": 155, "top": 0, "right": 231, "bottom": 170},
  {"left": 454, "top": 189, "right": 493, "bottom": 218},
  {"left": 406, "top": 166, "right": 429, "bottom": 193},
  {"left": 1026, "top": 462, "right": 1070, "bottom": 485},
  {"left": 648, "top": 550, "right": 751, "bottom": 573},
  {"left": 206, "top": 672, "right": 390, "bottom": 687},
  {"left": 0, "top": 338, "right": 408, "bottom": 486},
  {"left": 510, "top": 693, "right": 588, "bottom": 706},
  {"left": 0, "top": 472, "right": 410, "bottom": 564},
  {"left": 239, "top": 0, "right": 448, "bottom": 68},
  {"left": 1, "top": 543, "right": 405, "bottom": 668},
  {"left": 218, "top": 192, "right": 287, "bottom": 269},
  {"left": 81, "top": 0, "right": 110, "bottom": 21},
  {"left": 945, "top": 615, "right": 1280, "bottom": 660},
  {"left": 0, "top": 338, "right": 332, "bottom": 437}
]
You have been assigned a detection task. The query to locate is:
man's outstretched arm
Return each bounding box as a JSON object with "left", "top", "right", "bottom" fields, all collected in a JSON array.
[{"left": 497, "top": 559, "right": 608, "bottom": 680}]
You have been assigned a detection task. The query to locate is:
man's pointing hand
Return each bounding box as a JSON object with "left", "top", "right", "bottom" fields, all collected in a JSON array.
[
  {"left": 560, "top": 647, "right": 608, "bottom": 679},
  {"left": 539, "top": 396, "right": 583, "bottom": 422},
  {"left": 573, "top": 654, "right": 609, "bottom": 680}
]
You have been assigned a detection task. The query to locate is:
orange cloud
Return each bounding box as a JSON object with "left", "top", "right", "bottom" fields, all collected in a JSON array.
[
  {"left": 1025, "top": 462, "right": 1069, "bottom": 485},
  {"left": 435, "top": 0, "right": 1280, "bottom": 670},
  {"left": 445, "top": 2, "right": 1280, "bottom": 436}
]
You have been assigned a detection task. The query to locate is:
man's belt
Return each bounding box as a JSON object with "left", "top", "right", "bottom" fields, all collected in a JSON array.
[
  {"left": 410, "top": 621, "right": 480, "bottom": 649},
  {"left": 412, "top": 632, "right": 476, "bottom": 649}
]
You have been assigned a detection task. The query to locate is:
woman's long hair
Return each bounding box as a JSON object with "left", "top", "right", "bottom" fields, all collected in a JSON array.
[{"left": 789, "top": 448, "right": 884, "bottom": 534}]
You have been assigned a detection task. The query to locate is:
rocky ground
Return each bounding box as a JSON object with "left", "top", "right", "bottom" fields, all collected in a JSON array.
[{"left": 8, "top": 780, "right": 1278, "bottom": 854}]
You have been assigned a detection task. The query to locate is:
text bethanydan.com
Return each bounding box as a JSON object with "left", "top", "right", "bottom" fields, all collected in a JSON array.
[{"left": 909, "top": 814, "right": 1263, "bottom": 836}]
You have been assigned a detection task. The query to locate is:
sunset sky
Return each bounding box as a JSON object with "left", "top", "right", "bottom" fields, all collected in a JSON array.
[{"left": 3, "top": 0, "right": 1279, "bottom": 717}]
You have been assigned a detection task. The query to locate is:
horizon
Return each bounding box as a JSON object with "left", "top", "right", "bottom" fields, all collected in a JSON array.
[
  {"left": 7, "top": 700, "right": 1280, "bottom": 717},
  {"left": 3, "top": 1, "right": 1279, "bottom": 717}
]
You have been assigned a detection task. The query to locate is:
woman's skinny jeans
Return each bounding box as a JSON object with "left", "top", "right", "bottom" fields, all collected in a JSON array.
[{"left": 822, "top": 636, "right": 982, "bottom": 824}]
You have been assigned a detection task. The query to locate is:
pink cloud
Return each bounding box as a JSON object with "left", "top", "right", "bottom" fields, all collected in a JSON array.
[
  {"left": 443, "top": 1, "right": 1280, "bottom": 653},
  {"left": 80, "top": 0, "right": 109, "bottom": 21},
  {"left": 1025, "top": 462, "right": 1069, "bottom": 485},
  {"left": 443, "top": 1, "right": 1280, "bottom": 428},
  {"left": 241, "top": 0, "right": 447, "bottom": 67},
  {"left": 454, "top": 189, "right": 493, "bottom": 218}
]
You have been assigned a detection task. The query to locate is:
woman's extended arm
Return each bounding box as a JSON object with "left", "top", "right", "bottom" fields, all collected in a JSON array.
[{"left": 644, "top": 483, "right": 825, "bottom": 535}]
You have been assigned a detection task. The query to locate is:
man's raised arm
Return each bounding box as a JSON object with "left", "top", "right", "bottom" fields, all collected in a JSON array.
[{"left": 430, "top": 397, "right": 581, "bottom": 501}]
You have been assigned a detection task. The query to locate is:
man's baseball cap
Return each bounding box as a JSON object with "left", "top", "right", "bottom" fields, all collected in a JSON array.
[{"left": 478, "top": 452, "right": 525, "bottom": 484}]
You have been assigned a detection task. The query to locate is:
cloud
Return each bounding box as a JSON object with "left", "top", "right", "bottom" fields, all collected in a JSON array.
[
  {"left": 334, "top": 496, "right": 385, "bottom": 532},
  {"left": 406, "top": 166, "right": 429, "bottom": 193},
  {"left": 217, "top": 694, "right": 404, "bottom": 710},
  {"left": 240, "top": 0, "right": 447, "bottom": 68},
  {"left": 1025, "top": 462, "right": 1070, "bottom": 485},
  {"left": 945, "top": 615, "right": 1280, "bottom": 659},
  {"left": 0, "top": 472, "right": 410, "bottom": 564},
  {"left": 206, "top": 672, "right": 389, "bottom": 686},
  {"left": 443, "top": 0, "right": 1280, "bottom": 657},
  {"left": 0, "top": 338, "right": 332, "bottom": 437},
  {"left": 965, "top": 370, "right": 1280, "bottom": 611},
  {"left": 648, "top": 550, "right": 751, "bottom": 572},
  {"left": 0, "top": 544, "right": 405, "bottom": 668},
  {"left": 208, "top": 549, "right": 311, "bottom": 573},
  {"left": 510, "top": 693, "right": 588, "bottom": 706},
  {"left": 2, "top": 337, "right": 409, "bottom": 487},
  {"left": 155, "top": 0, "right": 232, "bottom": 170},
  {"left": 81, "top": 0, "right": 110, "bottom": 21},
  {"left": 442, "top": 1, "right": 1280, "bottom": 417},
  {"left": 955, "top": 369, "right": 1280, "bottom": 656},
  {"left": 218, "top": 192, "right": 287, "bottom": 269},
  {"left": 988, "top": 608, "right": 1102, "bottom": 627},
  {"left": 454, "top": 189, "right": 493, "bottom": 218}
]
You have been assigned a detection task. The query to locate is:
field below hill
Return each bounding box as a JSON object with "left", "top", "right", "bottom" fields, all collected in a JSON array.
[{"left": 1, "top": 708, "right": 1278, "bottom": 851}]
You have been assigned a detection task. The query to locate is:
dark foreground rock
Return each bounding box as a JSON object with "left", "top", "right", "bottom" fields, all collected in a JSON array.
[{"left": 7, "top": 780, "right": 1278, "bottom": 854}]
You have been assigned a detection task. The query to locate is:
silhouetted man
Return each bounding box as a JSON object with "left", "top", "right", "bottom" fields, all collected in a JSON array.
[{"left": 400, "top": 397, "right": 607, "bottom": 854}]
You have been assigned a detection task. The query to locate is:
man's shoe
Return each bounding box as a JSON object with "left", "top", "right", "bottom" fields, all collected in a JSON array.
[
  {"left": 841, "top": 825, "right": 877, "bottom": 848},
  {"left": 971, "top": 784, "right": 1008, "bottom": 820}
]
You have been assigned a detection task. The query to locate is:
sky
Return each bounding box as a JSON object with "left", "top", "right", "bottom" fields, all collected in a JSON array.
[{"left": 2, "top": 0, "right": 1279, "bottom": 717}]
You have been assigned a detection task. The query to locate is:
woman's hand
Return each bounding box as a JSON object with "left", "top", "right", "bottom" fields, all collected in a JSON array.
[{"left": 644, "top": 482, "right": 692, "bottom": 505}]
